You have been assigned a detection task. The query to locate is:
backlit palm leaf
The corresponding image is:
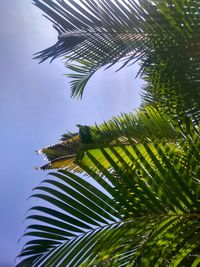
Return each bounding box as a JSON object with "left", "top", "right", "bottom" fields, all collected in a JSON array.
[
  {"left": 18, "top": 118, "right": 200, "bottom": 266},
  {"left": 33, "top": 0, "right": 200, "bottom": 119},
  {"left": 39, "top": 106, "right": 179, "bottom": 171}
]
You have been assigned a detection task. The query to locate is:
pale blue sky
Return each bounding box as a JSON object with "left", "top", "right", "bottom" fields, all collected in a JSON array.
[{"left": 0, "top": 1, "right": 142, "bottom": 265}]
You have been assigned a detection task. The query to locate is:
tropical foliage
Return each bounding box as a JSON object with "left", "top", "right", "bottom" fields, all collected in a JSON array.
[
  {"left": 18, "top": 109, "right": 200, "bottom": 266},
  {"left": 33, "top": 0, "right": 200, "bottom": 120},
  {"left": 18, "top": 0, "right": 200, "bottom": 266}
]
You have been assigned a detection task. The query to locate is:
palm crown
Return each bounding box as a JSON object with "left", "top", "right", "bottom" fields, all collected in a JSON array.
[{"left": 18, "top": 1, "right": 200, "bottom": 266}]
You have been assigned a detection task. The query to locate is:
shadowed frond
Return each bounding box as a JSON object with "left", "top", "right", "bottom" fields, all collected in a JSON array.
[
  {"left": 33, "top": 0, "right": 200, "bottom": 119},
  {"left": 33, "top": 0, "right": 149, "bottom": 97}
]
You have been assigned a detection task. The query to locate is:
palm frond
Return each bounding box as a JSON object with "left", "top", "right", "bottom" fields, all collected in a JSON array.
[
  {"left": 18, "top": 118, "right": 200, "bottom": 266},
  {"left": 33, "top": 0, "right": 147, "bottom": 85},
  {"left": 65, "top": 59, "right": 100, "bottom": 98},
  {"left": 39, "top": 106, "right": 180, "bottom": 171},
  {"left": 33, "top": 0, "right": 200, "bottom": 119},
  {"left": 17, "top": 1, "right": 200, "bottom": 265}
]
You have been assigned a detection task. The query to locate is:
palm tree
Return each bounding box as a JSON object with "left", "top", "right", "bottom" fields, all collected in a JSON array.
[{"left": 17, "top": 1, "right": 200, "bottom": 266}]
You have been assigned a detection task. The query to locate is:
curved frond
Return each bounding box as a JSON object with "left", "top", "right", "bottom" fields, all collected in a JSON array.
[
  {"left": 17, "top": 1, "right": 200, "bottom": 265},
  {"left": 18, "top": 118, "right": 200, "bottom": 266},
  {"left": 33, "top": 0, "right": 200, "bottom": 119}
]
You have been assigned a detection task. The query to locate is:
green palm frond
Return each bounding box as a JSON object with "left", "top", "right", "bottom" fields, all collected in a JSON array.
[
  {"left": 17, "top": 1, "right": 200, "bottom": 265},
  {"left": 33, "top": 0, "right": 147, "bottom": 63},
  {"left": 33, "top": 0, "right": 200, "bottom": 118},
  {"left": 64, "top": 59, "right": 99, "bottom": 98},
  {"left": 18, "top": 118, "right": 200, "bottom": 266},
  {"left": 33, "top": 0, "right": 148, "bottom": 97},
  {"left": 39, "top": 106, "right": 180, "bottom": 171}
]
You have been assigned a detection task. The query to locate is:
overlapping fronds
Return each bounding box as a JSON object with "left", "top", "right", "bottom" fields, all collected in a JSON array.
[
  {"left": 18, "top": 118, "right": 200, "bottom": 266},
  {"left": 17, "top": 1, "right": 200, "bottom": 265},
  {"left": 39, "top": 106, "right": 180, "bottom": 171},
  {"left": 33, "top": 0, "right": 200, "bottom": 118},
  {"left": 33, "top": 0, "right": 148, "bottom": 98}
]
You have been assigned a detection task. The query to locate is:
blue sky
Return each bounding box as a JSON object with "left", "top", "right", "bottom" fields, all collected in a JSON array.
[{"left": 0, "top": 1, "right": 142, "bottom": 265}]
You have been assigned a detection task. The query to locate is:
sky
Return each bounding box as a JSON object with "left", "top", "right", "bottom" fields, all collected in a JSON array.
[{"left": 0, "top": 1, "right": 142, "bottom": 266}]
